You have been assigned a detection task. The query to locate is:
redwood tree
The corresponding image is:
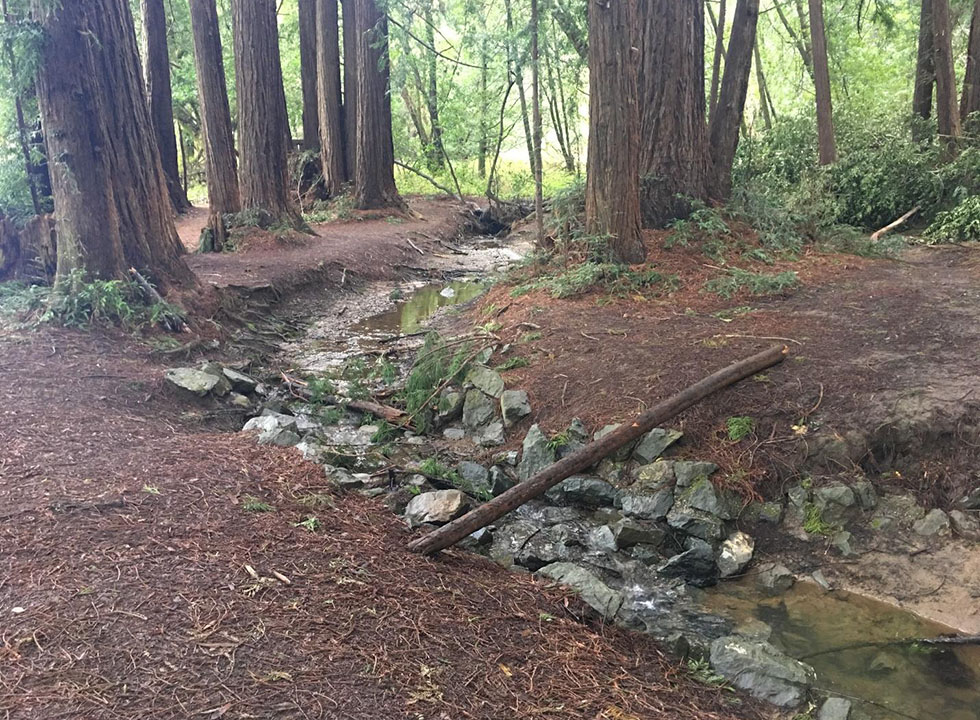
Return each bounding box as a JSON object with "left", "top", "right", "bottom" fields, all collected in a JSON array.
[
  {"left": 317, "top": 0, "right": 347, "bottom": 195},
  {"left": 708, "top": 0, "right": 760, "bottom": 201},
  {"left": 808, "top": 0, "right": 837, "bottom": 165},
  {"left": 913, "top": 0, "right": 934, "bottom": 121},
  {"left": 961, "top": 0, "right": 980, "bottom": 123},
  {"left": 353, "top": 0, "right": 400, "bottom": 209},
  {"left": 299, "top": 0, "right": 320, "bottom": 150},
  {"left": 231, "top": 0, "right": 301, "bottom": 224},
  {"left": 637, "top": 0, "right": 710, "bottom": 228},
  {"left": 342, "top": 0, "right": 358, "bottom": 179},
  {"left": 585, "top": 0, "right": 645, "bottom": 264},
  {"left": 141, "top": 0, "right": 190, "bottom": 212},
  {"left": 932, "top": 0, "right": 960, "bottom": 141}
]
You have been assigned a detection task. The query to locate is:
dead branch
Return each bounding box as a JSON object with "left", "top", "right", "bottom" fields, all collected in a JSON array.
[
  {"left": 394, "top": 160, "right": 461, "bottom": 199},
  {"left": 129, "top": 268, "right": 188, "bottom": 333},
  {"left": 870, "top": 206, "right": 920, "bottom": 242}
]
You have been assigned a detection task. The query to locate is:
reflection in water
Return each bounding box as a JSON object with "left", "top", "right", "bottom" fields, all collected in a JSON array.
[
  {"left": 352, "top": 281, "right": 488, "bottom": 337},
  {"left": 704, "top": 580, "right": 980, "bottom": 720}
]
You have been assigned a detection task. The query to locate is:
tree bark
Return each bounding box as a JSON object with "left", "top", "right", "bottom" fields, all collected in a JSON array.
[
  {"left": 421, "top": 0, "right": 445, "bottom": 170},
  {"left": 961, "top": 0, "right": 980, "bottom": 123},
  {"left": 299, "top": 0, "right": 320, "bottom": 150},
  {"left": 353, "top": 0, "right": 400, "bottom": 209},
  {"left": 232, "top": 0, "right": 301, "bottom": 224},
  {"left": 914, "top": 0, "right": 934, "bottom": 121},
  {"left": 708, "top": 0, "right": 760, "bottom": 201},
  {"left": 932, "top": 0, "right": 960, "bottom": 141},
  {"left": 478, "top": 37, "right": 489, "bottom": 177},
  {"left": 341, "top": 0, "right": 358, "bottom": 181},
  {"left": 709, "top": 0, "right": 727, "bottom": 121},
  {"left": 637, "top": 0, "right": 711, "bottom": 229},
  {"left": 141, "top": 0, "right": 190, "bottom": 212},
  {"left": 407, "top": 345, "right": 789, "bottom": 555},
  {"left": 531, "top": 0, "right": 544, "bottom": 246},
  {"left": 317, "top": 0, "right": 347, "bottom": 195},
  {"left": 585, "top": 0, "right": 644, "bottom": 264},
  {"left": 189, "top": 0, "right": 240, "bottom": 219},
  {"left": 808, "top": 0, "right": 837, "bottom": 165}
]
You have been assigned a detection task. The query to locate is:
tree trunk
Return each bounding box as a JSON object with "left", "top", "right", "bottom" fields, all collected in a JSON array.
[
  {"left": 317, "top": 0, "right": 347, "bottom": 195},
  {"left": 232, "top": 0, "right": 301, "bottom": 224},
  {"left": 353, "top": 0, "right": 400, "bottom": 209},
  {"left": 773, "top": 0, "right": 813, "bottom": 77},
  {"left": 754, "top": 38, "right": 772, "bottom": 130},
  {"left": 914, "top": 0, "right": 935, "bottom": 121},
  {"left": 553, "top": 0, "right": 587, "bottom": 60},
  {"left": 478, "top": 37, "right": 488, "bottom": 177},
  {"left": 141, "top": 0, "right": 190, "bottom": 212},
  {"left": 808, "top": 0, "right": 837, "bottom": 165},
  {"left": 504, "top": 0, "right": 535, "bottom": 175},
  {"left": 189, "top": 0, "right": 240, "bottom": 220},
  {"left": 709, "top": 0, "right": 726, "bottom": 121},
  {"left": 637, "top": 0, "right": 711, "bottom": 229},
  {"left": 585, "top": 0, "right": 645, "bottom": 265},
  {"left": 932, "top": 0, "right": 960, "bottom": 142},
  {"left": 341, "top": 0, "right": 358, "bottom": 181},
  {"left": 961, "top": 0, "right": 980, "bottom": 123},
  {"left": 299, "top": 0, "right": 320, "bottom": 150},
  {"left": 531, "top": 0, "right": 544, "bottom": 246},
  {"left": 708, "top": 0, "right": 759, "bottom": 201},
  {"left": 421, "top": 0, "right": 445, "bottom": 170}
]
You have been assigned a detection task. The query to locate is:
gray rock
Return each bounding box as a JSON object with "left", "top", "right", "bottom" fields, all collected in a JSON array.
[
  {"left": 811, "top": 569, "right": 832, "bottom": 590},
  {"left": 683, "top": 477, "right": 740, "bottom": 520},
  {"left": 611, "top": 518, "right": 665, "bottom": 548},
  {"left": 229, "top": 392, "right": 251, "bottom": 408},
  {"left": 165, "top": 367, "right": 222, "bottom": 396},
  {"left": 547, "top": 476, "right": 621, "bottom": 508},
  {"left": 442, "top": 427, "right": 466, "bottom": 441},
  {"left": 632, "top": 428, "right": 683, "bottom": 464},
  {"left": 871, "top": 494, "right": 926, "bottom": 531},
  {"left": 717, "top": 531, "right": 755, "bottom": 578},
  {"left": 489, "top": 466, "right": 515, "bottom": 496},
  {"left": 500, "top": 390, "right": 531, "bottom": 428},
  {"left": 621, "top": 489, "right": 674, "bottom": 521},
  {"left": 199, "top": 362, "right": 233, "bottom": 396},
  {"left": 757, "top": 562, "right": 795, "bottom": 596},
  {"left": 813, "top": 483, "right": 856, "bottom": 524},
  {"left": 757, "top": 501, "right": 784, "bottom": 524},
  {"left": 458, "top": 461, "right": 491, "bottom": 496},
  {"left": 466, "top": 365, "right": 505, "bottom": 398},
  {"left": 709, "top": 637, "right": 815, "bottom": 707},
  {"left": 595, "top": 458, "right": 625, "bottom": 484},
  {"left": 493, "top": 450, "right": 519, "bottom": 466},
  {"left": 326, "top": 466, "right": 369, "bottom": 490},
  {"left": 959, "top": 486, "right": 980, "bottom": 511},
  {"left": 658, "top": 538, "right": 718, "bottom": 587},
  {"left": 666, "top": 503, "right": 725, "bottom": 541},
  {"left": 474, "top": 421, "right": 505, "bottom": 447},
  {"left": 259, "top": 409, "right": 299, "bottom": 429},
  {"left": 673, "top": 460, "right": 719, "bottom": 488},
  {"left": 735, "top": 618, "right": 773, "bottom": 643},
  {"left": 436, "top": 388, "right": 464, "bottom": 425},
  {"left": 586, "top": 525, "right": 618, "bottom": 553},
  {"left": 242, "top": 415, "right": 281, "bottom": 435},
  {"left": 404, "top": 490, "right": 471, "bottom": 526},
  {"left": 492, "top": 521, "right": 585, "bottom": 570},
  {"left": 260, "top": 429, "right": 301, "bottom": 447},
  {"left": 634, "top": 460, "right": 675, "bottom": 490},
  {"left": 518, "top": 424, "right": 555, "bottom": 481},
  {"left": 819, "top": 697, "right": 852, "bottom": 720},
  {"left": 593, "top": 424, "right": 636, "bottom": 461},
  {"left": 462, "top": 389, "right": 496, "bottom": 429},
  {"left": 222, "top": 367, "right": 258, "bottom": 393},
  {"left": 537, "top": 562, "right": 625, "bottom": 619},
  {"left": 832, "top": 530, "right": 857, "bottom": 556},
  {"left": 851, "top": 479, "right": 878, "bottom": 510},
  {"left": 913, "top": 508, "right": 951, "bottom": 537},
  {"left": 949, "top": 509, "right": 980, "bottom": 539}
]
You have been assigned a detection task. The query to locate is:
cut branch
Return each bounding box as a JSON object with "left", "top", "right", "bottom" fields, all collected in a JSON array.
[
  {"left": 870, "top": 206, "right": 920, "bottom": 242},
  {"left": 408, "top": 344, "right": 789, "bottom": 555}
]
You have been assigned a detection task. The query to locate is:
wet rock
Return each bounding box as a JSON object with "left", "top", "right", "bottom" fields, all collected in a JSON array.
[
  {"left": 709, "top": 636, "right": 815, "bottom": 707},
  {"left": 442, "top": 427, "right": 466, "bottom": 441},
  {"left": 595, "top": 458, "right": 625, "bottom": 484},
  {"left": 546, "top": 476, "right": 620, "bottom": 508},
  {"left": 611, "top": 517, "right": 665, "bottom": 548},
  {"left": 819, "top": 697, "right": 852, "bottom": 720},
  {"left": 717, "top": 531, "right": 755, "bottom": 578},
  {"left": 811, "top": 569, "right": 832, "bottom": 590},
  {"left": 537, "top": 562, "right": 625, "bottom": 619},
  {"left": 949, "top": 510, "right": 980, "bottom": 539},
  {"left": 666, "top": 504, "right": 725, "bottom": 542},
  {"left": 628, "top": 544, "right": 661, "bottom": 565},
  {"left": 912, "top": 508, "right": 951, "bottom": 537},
  {"left": 462, "top": 389, "right": 496, "bottom": 429},
  {"left": 673, "top": 460, "right": 719, "bottom": 488},
  {"left": 404, "top": 490, "right": 471, "bottom": 526},
  {"left": 658, "top": 538, "right": 718, "bottom": 587},
  {"left": 457, "top": 461, "right": 491, "bottom": 496},
  {"left": 621, "top": 489, "right": 674, "bottom": 521},
  {"left": 851, "top": 479, "right": 878, "bottom": 510},
  {"left": 466, "top": 365, "right": 505, "bottom": 398},
  {"left": 500, "top": 390, "right": 531, "bottom": 428},
  {"left": 757, "top": 562, "right": 795, "bottom": 596},
  {"left": 586, "top": 525, "right": 618, "bottom": 553},
  {"left": 488, "top": 466, "right": 515, "bottom": 496},
  {"left": 165, "top": 367, "right": 223, "bottom": 396},
  {"left": 518, "top": 424, "right": 555, "bottom": 481},
  {"left": 222, "top": 367, "right": 258, "bottom": 393},
  {"left": 869, "top": 651, "right": 899, "bottom": 674},
  {"left": 813, "top": 483, "right": 856, "bottom": 524},
  {"left": 474, "top": 421, "right": 505, "bottom": 447},
  {"left": 492, "top": 521, "right": 585, "bottom": 570},
  {"left": 735, "top": 618, "right": 773, "bottom": 642},
  {"left": 632, "top": 428, "right": 683, "bottom": 464}
]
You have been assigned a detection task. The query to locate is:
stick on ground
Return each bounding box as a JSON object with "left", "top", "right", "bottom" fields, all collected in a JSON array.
[{"left": 408, "top": 344, "right": 789, "bottom": 555}]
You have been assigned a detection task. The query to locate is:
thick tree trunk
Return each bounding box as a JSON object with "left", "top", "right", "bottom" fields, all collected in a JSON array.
[
  {"left": 961, "top": 0, "right": 980, "bottom": 123},
  {"left": 232, "top": 0, "right": 301, "bottom": 224},
  {"left": 141, "top": 0, "right": 190, "bottom": 212},
  {"left": 932, "top": 0, "right": 960, "bottom": 141},
  {"left": 317, "top": 0, "right": 347, "bottom": 195},
  {"left": 353, "top": 0, "right": 400, "bottom": 209},
  {"left": 914, "top": 0, "right": 935, "bottom": 121},
  {"left": 637, "top": 0, "right": 711, "bottom": 229},
  {"left": 709, "top": 0, "right": 726, "bottom": 121},
  {"left": 189, "top": 0, "right": 240, "bottom": 220},
  {"left": 585, "top": 0, "right": 645, "bottom": 265},
  {"left": 299, "top": 0, "right": 320, "bottom": 150},
  {"left": 808, "top": 0, "right": 837, "bottom": 165},
  {"left": 341, "top": 0, "right": 358, "bottom": 181},
  {"left": 708, "top": 0, "right": 759, "bottom": 201}
]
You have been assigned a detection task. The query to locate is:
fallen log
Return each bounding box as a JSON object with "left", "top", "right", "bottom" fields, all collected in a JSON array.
[
  {"left": 870, "top": 206, "right": 920, "bottom": 242},
  {"left": 408, "top": 344, "right": 789, "bottom": 555},
  {"left": 280, "top": 372, "right": 411, "bottom": 426}
]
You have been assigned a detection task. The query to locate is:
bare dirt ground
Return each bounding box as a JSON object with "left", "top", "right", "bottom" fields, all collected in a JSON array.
[{"left": 0, "top": 211, "right": 769, "bottom": 720}]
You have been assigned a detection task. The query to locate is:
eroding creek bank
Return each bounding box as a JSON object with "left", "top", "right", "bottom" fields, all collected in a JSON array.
[{"left": 163, "top": 241, "right": 980, "bottom": 720}]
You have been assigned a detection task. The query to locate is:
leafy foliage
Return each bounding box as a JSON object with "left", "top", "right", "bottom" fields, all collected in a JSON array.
[
  {"left": 924, "top": 196, "right": 980, "bottom": 243},
  {"left": 725, "top": 416, "right": 756, "bottom": 442},
  {"left": 703, "top": 269, "right": 799, "bottom": 299}
]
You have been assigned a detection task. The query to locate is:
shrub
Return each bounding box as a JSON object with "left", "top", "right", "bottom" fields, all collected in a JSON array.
[{"left": 924, "top": 195, "right": 980, "bottom": 243}]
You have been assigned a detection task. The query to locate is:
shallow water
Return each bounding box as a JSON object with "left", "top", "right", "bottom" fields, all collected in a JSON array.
[
  {"left": 350, "top": 280, "right": 488, "bottom": 338},
  {"left": 704, "top": 580, "right": 980, "bottom": 720}
]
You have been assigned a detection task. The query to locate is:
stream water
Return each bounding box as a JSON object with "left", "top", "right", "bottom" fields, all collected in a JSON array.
[
  {"left": 704, "top": 580, "right": 980, "bottom": 720},
  {"left": 350, "top": 280, "right": 488, "bottom": 338}
]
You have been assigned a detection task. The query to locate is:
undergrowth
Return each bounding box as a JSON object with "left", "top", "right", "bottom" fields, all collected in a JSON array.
[
  {"left": 401, "top": 334, "right": 473, "bottom": 432},
  {"left": 704, "top": 269, "right": 799, "bottom": 299}
]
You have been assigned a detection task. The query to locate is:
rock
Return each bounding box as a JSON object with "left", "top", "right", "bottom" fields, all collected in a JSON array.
[
  {"left": 634, "top": 460, "right": 675, "bottom": 489},
  {"left": 229, "top": 392, "right": 251, "bottom": 408},
  {"left": 404, "top": 490, "right": 471, "bottom": 526},
  {"left": 325, "top": 466, "right": 373, "bottom": 490},
  {"left": 913, "top": 508, "right": 951, "bottom": 537},
  {"left": 851, "top": 479, "right": 878, "bottom": 510},
  {"left": 757, "top": 562, "right": 795, "bottom": 596},
  {"left": 294, "top": 414, "right": 322, "bottom": 434},
  {"left": 260, "top": 429, "right": 301, "bottom": 447},
  {"left": 462, "top": 389, "right": 496, "bottom": 429},
  {"left": 611, "top": 517, "right": 665, "bottom": 548},
  {"left": 735, "top": 618, "right": 773, "bottom": 642},
  {"left": 492, "top": 521, "right": 585, "bottom": 570},
  {"left": 717, "top": 531, "right": 755, "bottom": 578},
  {"left": 756, "top": 501, "right": 784, "bottom": 524},
  {"left": 811, "top": 570, "right": 832, "bottom": 590},
  {"left": 673, "top": 461, "right": 719, "bottom": 488},
  {"left": 787, "top": 484, "right": 810, "bottom": 511},
  {"left": 832, "top": 530, "right": 856, "bottom": 556},
  {"left": 547, "top": 476, "right": 620, "bottom": 508},
  {"left": 871, "top": 494, "right": 926, "bottom": 531},
  {"left": 222, "top": 367, "right": 258, "bottom": 393},
  {"left": 628, "top": 543, "right": 661, "bottom": 565},
  {"left": 813, "top": 483, "right": 856, "bottom": 524},
  {"left": 658, "top": 538, "right": 718, "bottom": 587},
  {"left": 621, "top": 489, "right": 674, "bottom": 522},
  {"left": 493, "top": 450, "right": 519, "bottom": 466},
  {"left": 595, "top": 458, "right": 624, "bottom": 484},
  {"left": 500, "top": 390, "right": 531, "bottom": 428},
  {"left": 683, "top": 477, "right": 740, "bottom": 520},
  {"left": 199, "top": 362, "right": 233, "bottom": 396},
  {"left": 593, "top": 424, "right": 636, "bottom": 461},
  {"left": 518, "top": 424, "right": 555, "bottom": 481},
  {"left": 466, "top": 365, "right": 505, "bottom": 398},
  {"left": 457, "top": 461, "right": 491, "bottom": 497},
  {"left": 632, "top": 428, "right": 683, "bottom": 464},
  {"left": 165, "top": 367, "right": 222, "bottom": 396},
  {"left": 474, "top": 421, "right": 505, "bottom": 447},
  {"left": 443, "top": 427, "right": 466, "bottom": 441},
  {"left": 869, "top": 651, "right": 899, "bottom": 674},
  {"left": 436, "top": 388, "right": 464, "bottom": 425},
  {"left": 242, "top": 415, "right": 281, "bottom": 435},
  {"left": 949, "top": 510, "right": 980, "bottom": 539},
  {"left": 538, "top": 562, "right": 624, "bottom": 619},
  {"left": 666, "top": 503, "right": 725, "bottom": 541},
  {"left": 555, "top": 419, "right": 589, "bottom": 459},
  {"left": 586, "top": 525, "right": 618, "bottom": 553},
  {"left": 489, "top": 466, "right": 515, "bottom": 496},
  {"left": 959, "top": 486, "right": 980, "bottom": 511},
  {"left": 709, "top": 637, "right": 815, "bottom": 707},
  {"left": 819, "top": 697, "right": 852, "bottom": 720}
]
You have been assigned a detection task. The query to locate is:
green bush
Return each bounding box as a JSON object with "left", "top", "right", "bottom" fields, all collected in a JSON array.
[{"left": 924, "top": 195, "right": 980, "bottom": 243}]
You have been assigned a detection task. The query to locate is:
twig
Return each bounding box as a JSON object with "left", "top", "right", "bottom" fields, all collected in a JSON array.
[{"left": 406, "top": 238, "right": 425, "bottom": 255}]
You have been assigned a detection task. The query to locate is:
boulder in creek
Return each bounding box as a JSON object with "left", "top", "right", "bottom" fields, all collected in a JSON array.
[
  {"left": 717, "top": 531, "right": 755, "bottom": 578},
  {"left": 537, "top": 562, "right": 625, "bottom": 620},
  {"left": 709, "top": 636, "right": 815, "bottom": 707}
]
